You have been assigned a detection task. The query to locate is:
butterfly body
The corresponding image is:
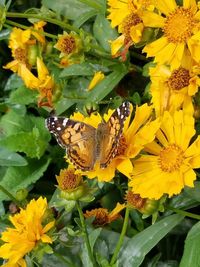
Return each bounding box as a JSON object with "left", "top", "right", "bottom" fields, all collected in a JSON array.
[{"left": 46, "top": 102, "right": 130, "bottom": 171}]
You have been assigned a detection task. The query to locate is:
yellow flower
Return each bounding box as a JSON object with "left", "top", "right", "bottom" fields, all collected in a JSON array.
[
  {"left": 84, "top": 202, "right": 125, "bottom": 226},
  {"left": 70, "top": 104, "right": 160, "bottom": 182},
  {"left": 142, "top": 0, "right": 200, "bottom": 69},
  {"left": 3, "top": 28, "right": 31, "bottom": 73},
  {"left": 87, "top": 71, "right": 105, "bottom": 91},
  {"left": 129, "top": 110, "right": 200, "bottom": 200},
  {"left": 149, "top": 60, "right": 200, "bottom": 116},
  {"left": 0, "top": 197, "right": 55, "bottom": 266},
  {"left": 18, "top": 57, "right": 55, "bottom": 107},
  {"left": 31, "top": 20, "right": 46, "bottom": 44},
  {"left": 107, "top": 0, "right": 154, "bottom": 58}
]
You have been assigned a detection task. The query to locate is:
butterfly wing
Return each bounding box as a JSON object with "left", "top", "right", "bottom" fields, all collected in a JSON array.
[
  {"left": 45, "top": 117, "right": 96, "bottom": 171},
  {"left": 99, "top": 101, "right": 130, "bottom": 168}
]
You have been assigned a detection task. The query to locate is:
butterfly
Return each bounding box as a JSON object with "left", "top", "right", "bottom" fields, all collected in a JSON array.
[{"left": 45, "top": 101, "right": 130, "bottom": 171}]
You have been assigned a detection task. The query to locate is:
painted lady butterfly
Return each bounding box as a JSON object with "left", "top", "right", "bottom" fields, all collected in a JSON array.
[{"left": 45, "top": 101, "right": 130, "bottom": 171}]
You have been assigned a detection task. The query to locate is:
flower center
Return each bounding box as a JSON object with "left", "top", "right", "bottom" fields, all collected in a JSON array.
[
  {"left": 116, "top": 135, "right": 127, "bottom": 156},
  {"left": 122, "top": 13, "right": 143, "bottom": 43},
  {"left": 168, "top": 67, "right": 190, "bottom": 90},
  {"left": 126, "top": 191, "right": 146, "bottom": 209},
  {"left": 159, "top": 144, "right": 184, "bottom": 172},
  {"left": 84, "top": 208, "right": 109, "bottom": 226},
  {"left": 14, "top": 48, "right": 27, "bottom": 63},
  {"left": 58, "top": 169, "right": 81, "bottom": 190},
  {"left": 163, "top": 7, "right": 195, "bottom": 43},
  {"left": 58, "top": 36, "right": 76, "bottom": 54}
]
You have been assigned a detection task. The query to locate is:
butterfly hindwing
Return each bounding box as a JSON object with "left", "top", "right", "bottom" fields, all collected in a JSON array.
[{"left": 99, "top": 101, "right": 130, "bottom": 168}]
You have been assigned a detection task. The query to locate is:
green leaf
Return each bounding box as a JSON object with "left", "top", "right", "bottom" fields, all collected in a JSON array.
[
  {"left": 81, "top": 228, "right": 102, "bottom": 267},
  {"left": 0, "top": 147, "right": 27, "bottom": 166},
  {"left": 180, "top": 221, "right": 200, "bottom": 267},
  {"left": 118, "top": 214, "right": 184, "bottom": 267},
  {"left": 73, "top": 9, "right": 98, "bottom": 28},
  {"left": 42, "top": 0, "right": 95, "bottom": 21},
  {"left": 88, "top": 65, "right": 128, "bottom": 102},
  {"left": 184, "top": 181, "right": 200, "bottom": 202},
  {"left": 60, "top": 63, "right": 95, "bottom": 77},
  {"left": 9, "top": 86, "right": 37, "bottom": 105},
  {"left": 0, "top": 28, "right": 10, "bottom": 40},
  {"left": 4, "top": 74, "right": 24, "bottom": 91},
  {"left": 0, "top": 157, "right": 50, "bottom": 201},
  {"left": 0, "top": 128, "right": 48, "bottom": 158},
  {"left": 54, "top": 98, "right": 75, "bottom": 115},
  {"left": 93, "top": 14, "right": 118, "bottom": 52}
]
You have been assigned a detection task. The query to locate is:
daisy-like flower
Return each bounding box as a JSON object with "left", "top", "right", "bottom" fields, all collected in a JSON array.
[
  {"left": 129, "top": 110, "right": 200, "bottom": 200},
  {"left": 4, "top": 22, "right": 46, "bottom": 73},
  {"left": 149, "top": 57, "right": 200, "bottom": 116},
  {"left": 107, "top": 0, "right": 154, "bottom": 59},
  {"left": 142, "top": 0, "right": 200, "bottom": 69},
  {"left": 84, "top": 203, "right": 125, "bottom": 226},
  {"left": 0, "top": 197, "right": 55, "bottom": 267},
  {"left": 87, "top": 71, "right": 105, "bottom": 91},
  {"left": 70, "top": 103, "right": 160, "bottom": 182},
  {"left": 18, "top": 57, "right": 55, "bottom": 107},
  {"left": 3, "top": 27, "right": 31, "bottom": 73}
]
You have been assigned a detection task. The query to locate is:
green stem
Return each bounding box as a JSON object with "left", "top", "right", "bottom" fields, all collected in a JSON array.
[
  {"left": 110, "top": 207, "right": 130, "bottom": 265},
  {"left": 5, "top": 19, "right": 58, "bottom": 39},
  {"left": 0, "top": 185, "right": 20, "bottom": 206},
  {"left": 6, "top": 12, "right": 79, "bottom": 32},
  {"left": 76, "top": 201, "right": 98, "bottom": 267},
  {"left": 168, "top": 206, "right": 200, "bottom": 220}
]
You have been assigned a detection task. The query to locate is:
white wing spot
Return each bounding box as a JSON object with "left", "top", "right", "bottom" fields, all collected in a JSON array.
[
  {"left": 63, "top": 118, "right": 68, "bottom": 127},
  {"left": 57, "top": 127, "right": 61, "bottom": 131},
  {"left": 117, "top": 108, "right": 120, "bottom": 115}
]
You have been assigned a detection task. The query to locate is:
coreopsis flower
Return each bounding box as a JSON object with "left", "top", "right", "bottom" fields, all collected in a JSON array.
[
  {"left": 87, "top": 71, "right": 105, "bottom": 91},
  {"left": 149, "top": 59, "right": 200, "bottom": 116},
  {"left": 18, "top": 57, "right": 55, "bottom": 107},
  {"left": 84, "top": 203, "right": 125, "bottom": 226},
  {"left": 4, "top": 22, "right": 46, "bottom": 73},
  {"left": 56, "top": 166, "right": 87, "bottom": 200},
  {"left": 0, "top": 197, "right": 55, "bottom": 267},
  {"left": 107, "top": 0, "right": 154, "bottom": 59},
  {"left": 54, "top": 31, "right": 83, "bottom": 66},
  {"left": 142, "top": 0, "right": 200, "bottom": 69},
  {"left": 69, "top": 103, "right": 160, "bottom": 182},
  {"left": 3, "top": 27, "right": 31, "bottom": 73},
  {"left": 129, "top": 110, "right": 200, "bottom": 200}
]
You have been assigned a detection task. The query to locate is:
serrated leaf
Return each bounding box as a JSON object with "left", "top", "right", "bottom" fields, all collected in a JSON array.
[
  {"left": 0, "top": 128, "right": 48, "bottom": 158},
  {"left": 118, "top": 214, "right": 184, "bottom": 267},
  {"left": 180, "top": 221, "right": 200, "bottom": 267},
  {"left": 93, "top": 14, "right": 118, "bottom": 52},
  {"left": 88, "top": 65, "right": 128, "bottom": 101},
  {"left": 42, "top": 0, "right": 95, "bottom": 20},
  {"left": 0, "top": 157, "right": 50, "bottom": 201},
  {"left": 0, "top": 147, "right": 27, "bottom": 166},
  {"left": 9, "top": 86, "right": 37, "bottom": 105}
]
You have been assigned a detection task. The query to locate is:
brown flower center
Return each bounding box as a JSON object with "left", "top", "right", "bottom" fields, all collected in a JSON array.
[
  {"left": 168, "top": 67, "right": 190, "bottom": 90},
  {"left": 116, "top": 135, "right": 127, "bottom": 156},
  {"left": 58, "top": 36, "right": 76, "bottom": 54},
  {"left": 159, "top": 144, "right": 184, "bottom": 172},
  {"left": 122, "top": 13, "right": 142, "bottom": 43},
  {"left": 58, "top": 169, "right": 81, "bottom": 190},
  {"left": 14, "top": 48, "right": 27, "bottom": 63},
  {"left": 163, "top": 7, "right": 195, "bottom": 43},
  {"left": 126, "top": 191, "right": 146, "bottom": 209},
  {"left": 84, "top": 208, "right": 109, "bottom": 226}
]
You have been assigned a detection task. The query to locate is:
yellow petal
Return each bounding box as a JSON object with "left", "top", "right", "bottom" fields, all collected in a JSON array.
[
  {"left": 87, "top": 71, "right": 105, "bottom": 91},
  {"left": 110, "top": 35, "right": 125, "bottom": 56},
  {"left": 18, "top": 64, "right": 39, "bottom": 89}
]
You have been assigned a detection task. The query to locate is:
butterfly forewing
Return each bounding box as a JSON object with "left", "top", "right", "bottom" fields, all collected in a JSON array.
[
  {"left": 45, "top": 117, "right": 96, "bottom": 170},
  {"left": 99, "top": 101, "right": 130, "bottom": 168}
]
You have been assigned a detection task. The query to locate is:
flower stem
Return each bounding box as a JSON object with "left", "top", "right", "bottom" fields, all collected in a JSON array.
[
  {"left": 76, "top": 201, "right": 98, "bottom": 267},
  {"left": 110, "top": 207, "right": 130, "bottom": 265},
  {"left": 168, "top": 206, "right": 200, "bottom": 220},
  {"left": 5, "top": 19, "right": 58, "bottom": 39},
  {"left": 6, "top": 12, "right": 79, "bottom": 32},
  {"left": 0, "top": 184, "right": 20, "bottom": 206}
]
